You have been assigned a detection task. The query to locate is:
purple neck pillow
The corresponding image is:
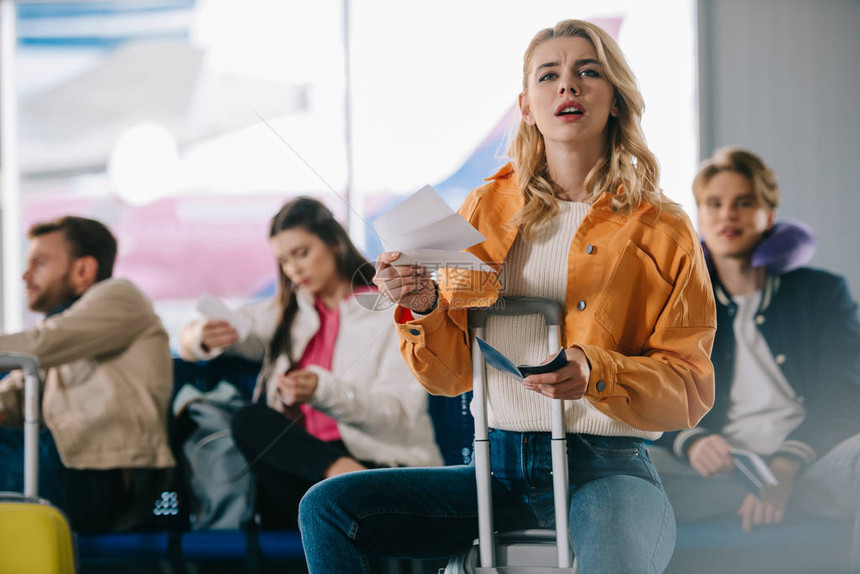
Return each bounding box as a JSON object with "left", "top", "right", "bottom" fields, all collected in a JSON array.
[{"left": 702, "top": 219, "right": 817, "bottom": 276}]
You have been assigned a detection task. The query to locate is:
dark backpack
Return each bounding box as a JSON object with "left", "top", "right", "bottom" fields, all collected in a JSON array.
[{"left": 173, "top": 381, "right": 256, "bottom": 530}]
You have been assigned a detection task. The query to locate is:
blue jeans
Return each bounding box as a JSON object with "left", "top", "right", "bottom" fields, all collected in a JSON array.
[{"left": 299, "top": 430, "right": 676, "bottom": 573}]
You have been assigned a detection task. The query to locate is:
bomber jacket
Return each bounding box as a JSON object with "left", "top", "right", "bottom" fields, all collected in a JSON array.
[
  {"left": 662, "top": 226, "right": 860, "bottom": 466},
  {"left": 0, "top": 279, "right": 176, "bottom": 470},
  {"left": 180, "top": 290, "right": 444, "bottom": 468},
  {"left": 394, "top": 163, "right": 717, "bottom": 433}
]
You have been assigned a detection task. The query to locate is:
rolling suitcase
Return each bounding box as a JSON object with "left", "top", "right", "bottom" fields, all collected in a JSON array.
[
  {"left": 0, "top": 352, "right": 76, "bottom": 574},
  {"left": 445, "top": 297, "right": 577, "bottom": 573}
]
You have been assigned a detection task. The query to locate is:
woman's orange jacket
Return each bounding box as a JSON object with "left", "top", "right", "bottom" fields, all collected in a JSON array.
[{"left": 394, "top": 164, "right": 716, "bottom": 432}]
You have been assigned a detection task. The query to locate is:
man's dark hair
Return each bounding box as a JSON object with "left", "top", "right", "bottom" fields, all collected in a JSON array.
[{"left": 28, "top": 216, "right": 117, "bottom": 282}]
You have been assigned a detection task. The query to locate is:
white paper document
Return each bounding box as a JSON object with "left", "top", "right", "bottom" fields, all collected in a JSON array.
[
  {"left": 372, "top": 185, "right": 493, "bottom": 271},
  {"left": 195, "top": 293, "right": 251, "bottom": 341}
]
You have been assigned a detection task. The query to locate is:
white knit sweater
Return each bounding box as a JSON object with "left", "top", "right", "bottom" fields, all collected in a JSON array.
[{"left": 485, "top": 200, "right": 657, "bottom": 439}]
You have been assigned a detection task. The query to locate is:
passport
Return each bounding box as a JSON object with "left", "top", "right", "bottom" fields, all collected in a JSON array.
[
  {"left": 731, "top": 448, "right": 779, "bottom": 497},
  {"left": 476, "top": 337, "right": 568, "bottom": 381}
]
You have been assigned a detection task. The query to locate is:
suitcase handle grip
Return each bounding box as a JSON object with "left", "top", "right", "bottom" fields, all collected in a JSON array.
[
  {"left": 0, "top": 352, "right": 40, "bottom": 376},
  {"left": 468, "top": 296, "right": 563, "bottom": 329}
]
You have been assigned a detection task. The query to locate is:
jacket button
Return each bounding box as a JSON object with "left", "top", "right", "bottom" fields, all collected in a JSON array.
[
  {"left": 727, "top": 307, "right": 736, "bottom": 317},
  {"left": 409, "top": 328, "right": 420, "bottom": 336},
  {"left": 775, "top": 354, "right": 786, "bottom": 365},
  {"left": 577, "top": 300, "right": 586, "bottom": 311},
  {"left": 586, "top": 244, "right": 594, "bottom": 254},
  {"left": 755, "top": 315, "right": 765, "bottom": 325},
  {"left": 595, "top": 380, "right": 606, "bottom": 392}
]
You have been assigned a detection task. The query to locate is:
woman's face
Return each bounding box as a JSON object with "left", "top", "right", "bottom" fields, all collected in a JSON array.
[
  {"left": 519, "top": 36, "right": 617, "bottom": 153},
  {"left": 697, "top": 171, "right": 775, "bottom": 261},
  {"left": 270, "top": 227, "right": 340, "bottom": 295}
]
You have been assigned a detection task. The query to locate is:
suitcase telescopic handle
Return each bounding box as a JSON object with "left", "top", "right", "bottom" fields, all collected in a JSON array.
[
  {"left": 0, "top": 352, "right": 39, "bottom": 374},
  {"left": 468, "top": 296, "right": 563, "bottom": 330},
  {"left": 469, "top": 298, "right": 572, "bottom": 570},
  {"left": 0, "top": 353, "right": 41, "bottom": 498}
]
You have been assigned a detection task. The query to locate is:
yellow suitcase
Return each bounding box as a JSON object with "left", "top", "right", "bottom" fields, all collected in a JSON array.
[{"left": 0, "top": 353, "right": 76, "bottom": 574}]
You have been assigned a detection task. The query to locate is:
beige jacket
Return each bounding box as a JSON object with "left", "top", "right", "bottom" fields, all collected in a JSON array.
[{"left": 0, "top": 279, "right": 175, "bottom": 470}]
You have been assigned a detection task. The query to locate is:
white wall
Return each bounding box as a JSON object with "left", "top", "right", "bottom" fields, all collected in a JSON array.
[{"left": 698, "top": 0, "right": 860, "bottom": 295}]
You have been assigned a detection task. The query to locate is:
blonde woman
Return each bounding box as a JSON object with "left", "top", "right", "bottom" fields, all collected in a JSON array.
[{"left": 299, "top": 20, "right": 716, "bottom": 573}]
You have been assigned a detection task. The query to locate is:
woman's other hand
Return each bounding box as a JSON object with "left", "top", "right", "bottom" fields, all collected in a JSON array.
[
  {"left": 373, "top": 251, "right": 437, "bottom": 313},
  {"left": 277, "top": 369, "right": 319, "bottom": 407},
  {"left": 522, "top": 347, "right": 591, "bottom": 400},
  {"left": 200, "top": 319, "right": 239, "bottom": 352}
]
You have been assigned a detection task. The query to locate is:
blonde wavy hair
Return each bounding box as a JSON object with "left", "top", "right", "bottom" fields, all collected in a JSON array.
[{"left": 509, "top": 19, "right": 678, "bottom": 237}]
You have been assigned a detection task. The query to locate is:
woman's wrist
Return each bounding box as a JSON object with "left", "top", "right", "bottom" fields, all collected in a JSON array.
[{"left": 412, "top": 283, "right": 439, "bottom": 314}]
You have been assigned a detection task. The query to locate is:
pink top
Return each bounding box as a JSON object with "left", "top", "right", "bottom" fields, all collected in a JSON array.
[{"left": 297, "top": 296, "right": 342, "bottom": 442}]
